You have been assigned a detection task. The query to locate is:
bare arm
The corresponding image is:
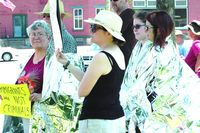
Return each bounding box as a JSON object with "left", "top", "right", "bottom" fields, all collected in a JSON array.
[
  {"left": 56, "top": 49, "right": 84, "bottom": 81},
  {"left": 30, "top": 93, "right": 42, "bottom": 102},
  {"left": 78, "top": 53, "right": 111, "bottom": 97},
  {"left": 67, "top": 63, "right": 84, "bottom": 81},
  {"left": 195, "top": 53, "right": 200, "bottom": 72}
]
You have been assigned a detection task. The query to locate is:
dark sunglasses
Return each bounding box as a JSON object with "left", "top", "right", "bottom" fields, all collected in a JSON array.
[
  {"left": 90, "top": 24, "right": 107, "bottom": 33},
  {"left": 145, "top": 25, "right": 155, "bottom": 31},
  {"left": 110, "top": 0, "right": 119, "bottom": 2},
  {"left": 133, "top": 24, "right": 146, "bottom": 30},
  {"left": 43, "top": 13, "right": 50, "bottom": 18}
]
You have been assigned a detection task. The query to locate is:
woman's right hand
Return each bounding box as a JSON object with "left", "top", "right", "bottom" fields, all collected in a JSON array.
[{"left": 56, "top": 49, "right": 68, "bottom": 65}]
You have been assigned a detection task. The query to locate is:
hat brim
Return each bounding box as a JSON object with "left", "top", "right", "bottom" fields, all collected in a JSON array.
[
  {"left": 35, "top": 12, "right": 71, "bottom": 18},
  {"left": 84, "top": 18, "right": 125, "bottom": 42},
  {"left": 186, "top": 24, "right": 200, "bottom": 36}
]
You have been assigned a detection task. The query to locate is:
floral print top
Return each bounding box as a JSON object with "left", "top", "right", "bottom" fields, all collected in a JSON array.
[
  {"left": 120, "top": 40, "right": 200, "bottom": 132},
  {"left": 17, "top": 54, "right": 45, "bottom": 94}
]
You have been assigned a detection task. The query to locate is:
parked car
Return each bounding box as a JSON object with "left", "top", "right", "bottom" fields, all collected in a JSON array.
[
  {"left": 77, "top": 44, "right": 101, "bottom": 70},
  {"left": 0, "top": 46, "right": 19, "bottom": 61}
]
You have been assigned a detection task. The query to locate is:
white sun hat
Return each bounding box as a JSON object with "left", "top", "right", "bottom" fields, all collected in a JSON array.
[
  {"left": 35, "top": 0, "right": 70, "bottom": 17},
  {"left": 186, "top": 20, "right": 200, "bottom": 35},
  {"left": 84, "top": 10, "right": 125, "bottom": 42},
  {"left": 175, "top": 30, "right": 183, "bottom": 36}
]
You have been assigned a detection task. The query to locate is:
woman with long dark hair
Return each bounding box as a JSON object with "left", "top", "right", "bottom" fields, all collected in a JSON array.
[{"left": 121, "top": 10, "right": 200, "bottom": 132}]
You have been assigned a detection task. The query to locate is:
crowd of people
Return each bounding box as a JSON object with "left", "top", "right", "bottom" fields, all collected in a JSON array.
[{"left": 1, "top": 0, "right": 200, "bottom": 132}]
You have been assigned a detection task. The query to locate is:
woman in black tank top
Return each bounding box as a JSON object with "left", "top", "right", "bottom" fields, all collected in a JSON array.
[{"left": 56, "top": 10, "right": 126, "bottom": 133}]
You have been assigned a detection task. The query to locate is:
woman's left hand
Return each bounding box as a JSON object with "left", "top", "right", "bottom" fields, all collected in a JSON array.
[
  {"left": 30, "top": 93, "right": 42, "bottom": 102},
  {"left": 56, "top": 48, "right": 68, "bottom": 65}
]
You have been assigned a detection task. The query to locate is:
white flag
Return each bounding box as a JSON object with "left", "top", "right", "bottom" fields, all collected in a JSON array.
[{"left": 49, "top": 0, "right": 63, "bottom": 50}]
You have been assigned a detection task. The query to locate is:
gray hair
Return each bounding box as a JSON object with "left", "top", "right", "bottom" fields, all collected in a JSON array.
[
  {"left": 27, "top": 20, "right": 55, "bottom": 63},
  {"left": 26, "top": 20, "right": 52, "bottom": 37}
]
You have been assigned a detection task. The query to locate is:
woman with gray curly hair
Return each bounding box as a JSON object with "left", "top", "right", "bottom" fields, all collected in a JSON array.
[{"left": 3, "top": 20, "right": 53, "bottom": 133}]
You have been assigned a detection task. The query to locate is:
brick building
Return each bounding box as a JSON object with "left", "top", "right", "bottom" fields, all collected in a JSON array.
[
  {"left": 0, "top": 0, "right": 106, "bottom": 48},
  {"left": 132, "top": 0, "right": 199, "bottom": 28},
  {"left": 0, "top": 0, "right": 199, "bottom": 47}
]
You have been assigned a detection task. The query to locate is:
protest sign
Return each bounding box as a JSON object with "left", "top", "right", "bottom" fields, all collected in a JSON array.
[{"left": 0, "top": 84, "right": 31, "bottom": 118}]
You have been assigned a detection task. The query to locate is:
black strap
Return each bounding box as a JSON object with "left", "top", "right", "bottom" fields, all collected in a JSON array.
[{"left": 100, "top": 51, "right": 114, "bottom": 66}]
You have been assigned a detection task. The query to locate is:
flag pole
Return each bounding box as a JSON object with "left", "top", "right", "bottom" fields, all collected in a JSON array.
[
  {"left": 56, "top": 0, "right": 63, "bottom": 42},
  {"left": 49, "top": 0, "right": 63, "bottom": 50}
]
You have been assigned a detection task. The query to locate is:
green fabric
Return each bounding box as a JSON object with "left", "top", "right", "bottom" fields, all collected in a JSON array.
[
  {"left": 32, "top": 53, "right": 84, "bottom": 133},
  {"left": 2, "top": 116, "right": 23, "bottom": 133},
  {"left": 32, "top": 92, "right": 81, "bottom": 133},
  {"left": 61, "top": 24, "right": 77, "bottom": 53},
  {"left": 120, "top": 40, "right": 200, "bottom": 132}
]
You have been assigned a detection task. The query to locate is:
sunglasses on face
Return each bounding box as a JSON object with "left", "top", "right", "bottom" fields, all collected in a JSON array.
[
  {"left": 90, "top": 24, "right": 107, "bottom": 33},
  {"left": 110, "top": 0, "right": 119, "bottom": 2},
  {"left": 145, "top": 25, "right": 154, "bottom": 31},
  {"left": 133, "top": 24, "right": 146, "bottom": 30},
  {"left": 43, "top": 14, "right": 50, "bottom": 18}
]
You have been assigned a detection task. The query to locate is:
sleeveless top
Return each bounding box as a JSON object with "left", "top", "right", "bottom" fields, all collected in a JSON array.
[
  {"left": 79, "top": 51, "right": 125, "bottom": 120},
  {"left": 16, "top": 53, "right": 45, "bottom": 107}
]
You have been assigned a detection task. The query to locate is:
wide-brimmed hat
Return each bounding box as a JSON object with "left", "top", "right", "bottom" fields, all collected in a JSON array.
[
  {"left": 175, "top": 30, "right": 183, "bottom": 36},
  {"left": 186, "top": 20, "right": 200, "bottom": 35},
  {"left": 35, "top": 0, "right": 70, "bottom": 17},
  {"left": 84, "top": 10, "right": 125, "bottom": 42}
]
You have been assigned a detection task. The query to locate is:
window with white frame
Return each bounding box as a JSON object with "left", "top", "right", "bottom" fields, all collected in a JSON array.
[
  {"left": 175, "top": 0, "right": 187, "bottom": 8},
  {"left": 133, "top": 0, "right": 145, "bottom": 7},
  {"left": 147, "top": 0, "right": 156, "bottom": 8},
  {"left": 175, "top": 8, "right": 187, "bottom": 27},
  {"left": 132, "top": 0, "right": 187, "bottom": 28},
  {"left": 73, "top": 8, "right": 83, "bottom": 30}
]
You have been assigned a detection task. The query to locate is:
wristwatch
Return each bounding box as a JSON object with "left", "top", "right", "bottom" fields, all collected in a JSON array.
[{"left": 63, "top": 60, "right": 70, "bottom": 70}]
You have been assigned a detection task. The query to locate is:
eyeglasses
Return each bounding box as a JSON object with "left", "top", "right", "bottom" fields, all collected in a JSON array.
[
  {"left": 90, "top": 24, "right": 107, "bottom": 33},
  {"left": 29, "top": 32, "right": 46, "bottom": 37},
  {"left": 110, "top": 0, "right": 119, "bottom": 2},
  {"left": 133, "top": 24, "right": 146, "bottom": 30}
]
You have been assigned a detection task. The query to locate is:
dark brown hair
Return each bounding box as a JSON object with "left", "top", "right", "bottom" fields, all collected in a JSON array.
[
  {"left": 146, "top": 10, "right": 174, "bottom": 48},
  {"left": 134, "top": 11, "right": 148, "bottom": 24},
  {"left": 188, "top": 21, "right": 200, "bottom": 40}
]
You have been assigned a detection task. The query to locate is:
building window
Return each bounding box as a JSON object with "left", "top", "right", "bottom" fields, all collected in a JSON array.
[
  {"left": 73, "top": 8, "right": 83, "bottom": 30},
  {"left": 132, "top": 0, "right": 187, "bottom": 28},
  {"left": 133, "top": 0, "right": 145, "bottom": 7},
  {"left": 96, "top": 8, "right": 103, "bottom": 14},
  {"left": 147, "top": 0, "right": 156, "bottom": 8},
  {"left": 175, "top": 0, "right": 187, "bottom": 8},
  {"left": 13, "top": 15, "right": 27, "bottom": 38},
  {"left": 175, "top": 9, "right": 187, "bottom": 27}
]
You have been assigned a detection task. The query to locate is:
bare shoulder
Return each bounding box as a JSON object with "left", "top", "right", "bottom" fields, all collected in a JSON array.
[
  {"left": 88, "top": 52, "right": 112, "bottom": 75},
  {"left": 104, "top": 48, "right": 125, "bottom": 70},
  {"left": 92, "top": 52, "right": 108, "bottom": 63}
]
